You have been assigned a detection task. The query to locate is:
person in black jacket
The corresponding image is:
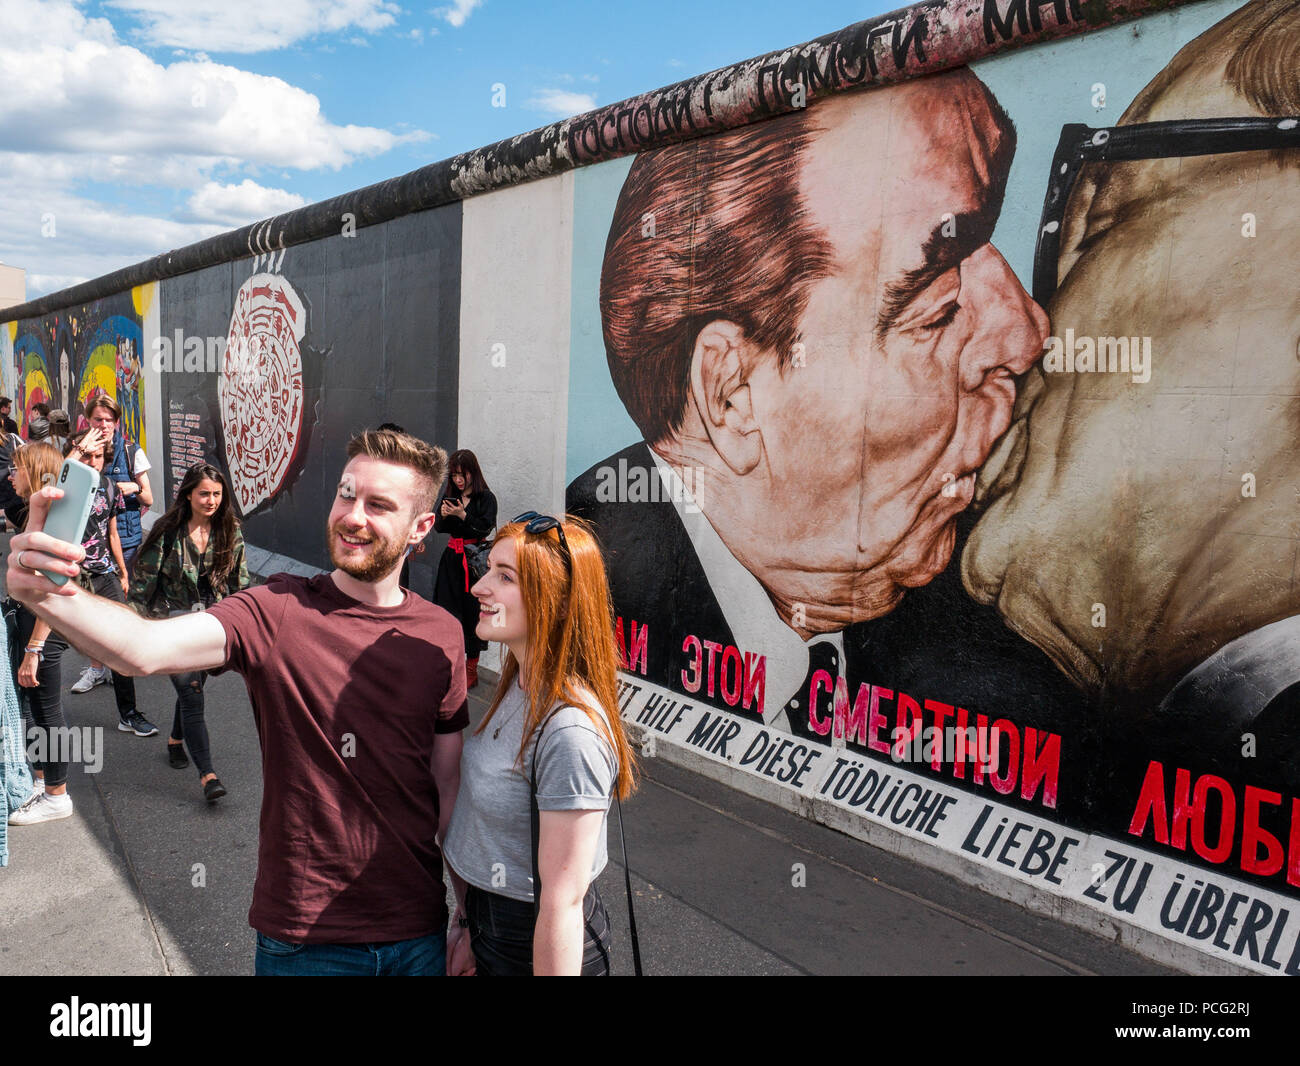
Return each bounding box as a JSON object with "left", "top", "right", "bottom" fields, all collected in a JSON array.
[{"left": 434, "top": 450, "right": 497, "bottom": 689}]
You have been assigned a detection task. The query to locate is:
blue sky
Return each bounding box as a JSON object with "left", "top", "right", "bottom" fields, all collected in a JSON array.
[{"left": 0, "top": 0, "right": 900, "bottom": 300}]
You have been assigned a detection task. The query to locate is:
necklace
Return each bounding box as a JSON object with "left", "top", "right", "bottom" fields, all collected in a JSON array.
[{"left": 492, "top": 694, "right": 524, "bottom": 739}]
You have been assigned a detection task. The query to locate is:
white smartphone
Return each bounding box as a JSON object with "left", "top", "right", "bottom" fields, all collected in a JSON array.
[{"left": 38, "top": 459, "right": 99, "bottom": 587}]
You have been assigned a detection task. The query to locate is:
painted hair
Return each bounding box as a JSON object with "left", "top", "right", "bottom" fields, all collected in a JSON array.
[
  {"left": 600, "top": 70, "right": 1016, "bottom": 446},
  {"left": 477, "top": 516, "right": 637, "bottom": 800}
]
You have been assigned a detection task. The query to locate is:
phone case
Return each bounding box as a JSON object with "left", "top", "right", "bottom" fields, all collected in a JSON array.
[{"left": 40, "top": 459, "right": 99, "bottom": 587}]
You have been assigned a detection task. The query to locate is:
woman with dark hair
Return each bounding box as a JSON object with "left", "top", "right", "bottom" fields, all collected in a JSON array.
[
  {"left": 6, "top": 442, "right": 75, "bottom": 826},
  {"left": 433, "top": 450, "right": 497, "bottom": 689},
  {"left": 443, "top": 513, "right": 638, "bottom": 975},
  {"left": 128, "top": 463, "right": 249, "bottom": 804}
]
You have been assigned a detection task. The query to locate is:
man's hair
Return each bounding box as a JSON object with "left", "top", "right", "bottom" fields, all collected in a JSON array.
[
  {"left": 32, "top": 402, "right": 49, "bottom": 418},
  {"left": 346, "top": 429, "right": 447, "bottom": 514},
  {"left": 0, "top": 396, "right": 10, "bottom": 408},
  {"left": 85, "top": 392, "right": 120, "bottom": 422}
]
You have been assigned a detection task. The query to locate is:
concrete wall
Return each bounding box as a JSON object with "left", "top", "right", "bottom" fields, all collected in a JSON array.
[{"left": 4, "top": 0, "right": 1298, "bottom": 974}]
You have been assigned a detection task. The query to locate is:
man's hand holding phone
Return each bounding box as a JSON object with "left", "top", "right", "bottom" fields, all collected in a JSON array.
[{"left": 7, "top": 486, "right": 87, "bottom": 605}]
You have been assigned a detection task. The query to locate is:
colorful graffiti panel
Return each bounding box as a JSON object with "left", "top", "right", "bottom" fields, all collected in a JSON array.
[{"left": 1, "top": 285, "right": 154, "bottom": 448}]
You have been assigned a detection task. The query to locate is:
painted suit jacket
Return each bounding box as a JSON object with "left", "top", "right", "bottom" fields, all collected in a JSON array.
[{"left": 567, "top": 441, "right": 1092, "bottom": 814}]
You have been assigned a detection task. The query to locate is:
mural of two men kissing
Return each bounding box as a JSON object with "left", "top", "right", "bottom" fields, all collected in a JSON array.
[{"left": 569, "top": 0, "right": 1300, "bottom": 921}]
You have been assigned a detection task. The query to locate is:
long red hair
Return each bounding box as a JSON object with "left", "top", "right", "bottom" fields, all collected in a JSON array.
[{"left": 476, "top": 516, "right": 637, "bottom": 800}]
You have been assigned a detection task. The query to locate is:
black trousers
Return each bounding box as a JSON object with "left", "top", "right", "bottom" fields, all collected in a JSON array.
[
  {"left": 16, "top": 609, "right": 70, "bottom": 788},
  {"left": 169, "top": 671, "right": 214, "bottom": 776},
  {"left": 86, "top": 570, "right": 137, "bottom": 719},
  {"left": 465, "top": 883, "right": 611, "bottom": 976}
]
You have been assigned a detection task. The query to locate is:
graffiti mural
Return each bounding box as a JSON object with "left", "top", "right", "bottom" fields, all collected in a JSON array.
[
  {"left": 221, "top": 273, "right": 307, "bottom": 515},
  {"left": 156, "top": 204, "right": 462, "bottom": 575},
  {"left": 1, "top": 285, "right": 154, "bottom": 446},
  {"left": 567, "top": 0, "right": 1300, "bottom": 973}
]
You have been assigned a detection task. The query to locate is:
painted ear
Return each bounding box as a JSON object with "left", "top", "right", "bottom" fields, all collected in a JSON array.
[{"left": 689, "top": 320, "right": 762, "bottom": 476}]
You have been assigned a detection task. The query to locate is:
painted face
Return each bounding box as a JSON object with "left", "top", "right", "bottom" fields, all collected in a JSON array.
[
  {"left": 187, "top": 477, "right": 223, "bottom": 520},
  {"left": 964, "top": 109, "right": 1300, "bottom": 695},
  {"left": 736, "top": 75, "right": 1046, "bottom": 618},
  {"left": 471, "top": 537, "right": 527, "bottom": 649},
  {"left": 326, "top": 456, "right": 421, "bottom": 582}
]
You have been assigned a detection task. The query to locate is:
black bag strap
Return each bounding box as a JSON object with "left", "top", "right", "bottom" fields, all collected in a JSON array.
[
  {"left": 145, "top": 525, "right": 180, "bottom": 617},
  {"left": 530, "top": 705, "right": 643, "bottom": 975}
]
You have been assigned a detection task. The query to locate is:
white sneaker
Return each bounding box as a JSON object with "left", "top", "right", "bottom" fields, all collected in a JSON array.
[
  {"left": 8, "top": 791, "right": 73, "bottom": 825},
  {"left": 71, "top": 665, "right": 109, "bottom": 693},
  {"left": 30, "top": 778, "right": 45, "bottom": 799}
]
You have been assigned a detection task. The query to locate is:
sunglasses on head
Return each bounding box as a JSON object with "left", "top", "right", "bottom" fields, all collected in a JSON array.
[{"left": 513, "top": 511, "right": 571, "bottom": 570}]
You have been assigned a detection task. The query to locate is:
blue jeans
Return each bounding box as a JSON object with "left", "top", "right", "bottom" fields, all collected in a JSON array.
[{"left": 254, "top": 931, "right": 446, "bottom": 976}]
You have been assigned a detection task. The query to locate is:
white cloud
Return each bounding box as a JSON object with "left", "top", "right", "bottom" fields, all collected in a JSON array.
[
  {"left": 0, "top": 0, "right": 430, "bottom": 176},
  {"left": 0, "top": 0, "right": 431, "bottom": 305},
  {"left": 435, "top": 0, "right": 482, "bottom": 28},
  {"left": 1, "top": 165, "right": 228, "bottom": 300},
  {"left": 107, "top": 0, "right": 400, "bottom": 54},
  {"left": 182, "top": 179, "right": 308, "bottom": 226},
  {"left": 525, "top": 89, "right": 597, "bottom": 119}
]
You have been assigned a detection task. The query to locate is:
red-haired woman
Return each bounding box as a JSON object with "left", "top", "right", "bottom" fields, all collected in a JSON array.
[
  {"left": 442, "top": 512, "right": 637, "bottom": 976},
  {"left": 432, "top": 449, "right": 496, "bottom": 689}
]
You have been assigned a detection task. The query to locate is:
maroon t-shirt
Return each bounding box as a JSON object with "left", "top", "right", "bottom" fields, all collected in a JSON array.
[{"left": 207, "top": 573, "right": 469, "bottom": 943}]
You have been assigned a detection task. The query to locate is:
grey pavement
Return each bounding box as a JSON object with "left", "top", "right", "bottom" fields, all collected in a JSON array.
[{"left": 0, "top": 542, "right": 1176, "bottom": 976}]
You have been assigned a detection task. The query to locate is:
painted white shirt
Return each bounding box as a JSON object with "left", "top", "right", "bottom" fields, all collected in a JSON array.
[{"left": 648, "top": 449, "right": 845, "bottom": 731}]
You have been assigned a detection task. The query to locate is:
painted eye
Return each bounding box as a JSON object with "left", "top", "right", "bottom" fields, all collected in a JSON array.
[{"left": 913, "top": 301, "right": 960, "bottom": 334}]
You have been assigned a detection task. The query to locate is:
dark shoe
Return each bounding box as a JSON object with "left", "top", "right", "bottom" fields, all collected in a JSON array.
[
  {"left": 119, "top": 712, "right": 159, "bottom": 738},
  {"left": 167, "top": 742, "right": 189, "bottom": 769},
  {"left": 466, "top": 657, "right": 479, "bottom": 690},
  {"left": 203, "top": 777, "right": 227, "bottom": 804}
]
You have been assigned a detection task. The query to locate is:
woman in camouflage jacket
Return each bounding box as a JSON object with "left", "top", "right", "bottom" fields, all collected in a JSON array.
[{"left": 128, "top": 464, "right": 249, "bottom": 804}]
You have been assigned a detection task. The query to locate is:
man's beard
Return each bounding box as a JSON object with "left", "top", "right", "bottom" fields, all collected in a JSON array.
[{"left": 327, "top": 523, "right": 408, "bottom": 582}]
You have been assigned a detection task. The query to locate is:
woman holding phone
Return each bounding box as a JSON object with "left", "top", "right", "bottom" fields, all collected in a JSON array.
[
  {"left": 128, "top": 463, "right": 249, "bottom": 804},
  {"left": 442, "top": 512, "right": 636, "bottom": 976},
  {"left": 6, "top": 442, "right": 76, "bottom": 825},
  {"left": 433, "top": 450, "right": 496, "bottom": 690}
]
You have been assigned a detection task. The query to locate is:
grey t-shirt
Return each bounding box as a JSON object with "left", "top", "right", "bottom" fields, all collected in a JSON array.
[{"left": 444, "top": 682, "right": 616, "bottom": 903}]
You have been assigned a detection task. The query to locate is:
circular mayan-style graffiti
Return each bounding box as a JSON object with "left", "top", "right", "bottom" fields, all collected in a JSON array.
[{"left": 220, "top": 273, "right": 306, "bottom": 515}]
